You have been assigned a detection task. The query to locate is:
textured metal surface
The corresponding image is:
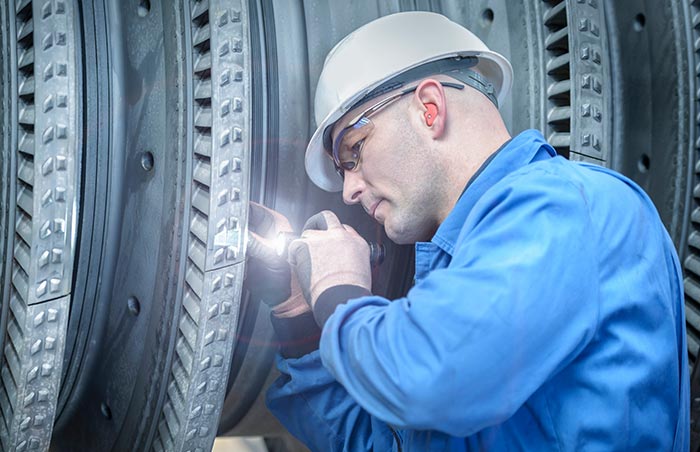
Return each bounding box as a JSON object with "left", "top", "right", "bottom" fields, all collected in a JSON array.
[
  {"left": 151, "top": 0, "right": 249, "bottom": 450},
  {"left": 0, "top": 0, "right": 18, "bottom": 377},
  {"left": 675, "top": 0, "right": 699, "bottom": 362},
  {"left": 188, "top": 0, "right": 249, "bottom": 273},
  {"left": 44, "top": 0, "right": 251, "bottom": 450},
  {"left": 542, "top": 0, "right": 573, "bottom": 153},
  {"left": 686, "top": 0, "right": 700, "bottom": 448},
  {"left": 49, "top": 0, "right": 192, "bottom": 449},
  {"left": 513, "top": 0, "right": 611, "bottom": 163},
  {"left": 0, "top": 298, "right": 69, "bottom": 452},
  {"left": 218, "top": 0, "right": 284, "bottom": 435},
  {"left": 0, "top": 0, "right": 78, "bottom": 450},
  {"left": 566, "top": 0, "right": 610, "bottom": 162},
  {"left": 152, "top": 266, "right": 243, "bottom": 451},
  {"left": 15, "top": 0, "right": 77, "bottom": 307}
]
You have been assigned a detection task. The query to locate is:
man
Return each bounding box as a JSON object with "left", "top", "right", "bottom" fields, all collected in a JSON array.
[{"left": 246, "top": 11, "right": 689, "bottom": 451}]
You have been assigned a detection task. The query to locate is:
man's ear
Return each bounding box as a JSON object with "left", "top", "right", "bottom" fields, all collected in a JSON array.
[{"left": 413, "top": 78, "right": 447, "bottom": 139}]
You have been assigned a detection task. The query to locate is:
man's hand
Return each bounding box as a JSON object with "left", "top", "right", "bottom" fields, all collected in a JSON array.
[
  {"left": 246, "top": 202, "right": 308, "bottom": 318},
  {"left": 288, "top": 211, "right": 372, "bottom": 309}
]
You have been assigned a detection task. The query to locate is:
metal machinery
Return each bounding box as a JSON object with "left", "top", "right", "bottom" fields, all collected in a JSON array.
[{"left": 1, "top": 0, "right": 700, "bottom": 450}]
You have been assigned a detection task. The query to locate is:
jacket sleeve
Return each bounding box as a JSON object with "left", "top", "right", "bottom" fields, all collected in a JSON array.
[
  {"left": 266, "top": 350, "right": 395, "bottom": 452},
  {"left": 318, "top": 169, "right": 601, "bottom": 437}
]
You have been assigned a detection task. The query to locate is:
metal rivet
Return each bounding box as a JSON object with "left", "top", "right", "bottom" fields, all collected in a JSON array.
[
  {"left": 141, "top": 152, "right": 154, "bottom": 172},
  {"left": 138, "top": 0, "right": 150, "bottom": 17},
  {"left": 100, "top": 402, "right": 112, "bottom": 420},
  {"left": 127, "top": 296, "right": 141, "bottom": 316},
  {"left": 481, "top": 8, "right": 494, "bottom": 26},
  {"left": 638, "top": 154, "right": 650, "bottom": 174}
]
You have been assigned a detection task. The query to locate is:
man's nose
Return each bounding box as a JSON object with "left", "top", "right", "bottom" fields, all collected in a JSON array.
[{"left": 342, "top": 170, "right": 364, "bottom": 205}]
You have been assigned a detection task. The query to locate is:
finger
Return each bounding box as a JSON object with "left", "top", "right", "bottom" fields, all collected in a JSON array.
[
  {"left": 287, "top": 239, "right": 313, "bottom": 304},
  {"left": 286, "top": 238, "right": 307, "bottom": 266},
  {"left": 249, "top": 202, "right": 295, "bottom": 235},
  {"left": 247, "top": 231, "right": 287, "bottom": 268},
  {"left": 248, "top": 202, "right": 274, "bottom": 234},
  {"left": 247, "top": 231, "right": 271, "bottom": 259},
  {"left": 299, "top": 229, "right": 323, "bottom": 239},
  {"left": 302, "top": 210, "right": 343, "bottom": 231},
  {"left": 342, "top": 224, "right": 362, "bottom": 237}
]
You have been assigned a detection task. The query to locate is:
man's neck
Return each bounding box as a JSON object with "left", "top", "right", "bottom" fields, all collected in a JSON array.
[{"left": 437, "top": 130, "right": 511, "bottom": 223}]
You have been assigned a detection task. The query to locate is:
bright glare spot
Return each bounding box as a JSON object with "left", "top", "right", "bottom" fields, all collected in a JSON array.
[{"left": 275, "top": 233, "right": 289, "bottom": 257}]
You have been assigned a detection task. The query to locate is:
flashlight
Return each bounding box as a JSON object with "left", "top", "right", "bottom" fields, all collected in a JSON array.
[{"left": 275, "top": 232, "right": 386, "bottom": 268}]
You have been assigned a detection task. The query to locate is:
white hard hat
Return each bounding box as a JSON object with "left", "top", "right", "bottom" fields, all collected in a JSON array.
[{"left": 305, "top": 11, "right": 513, "bottom": 192}]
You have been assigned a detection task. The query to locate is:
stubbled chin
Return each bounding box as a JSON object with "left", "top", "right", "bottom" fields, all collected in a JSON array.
[
  {"left": 386, "top": 231, "right": 413, "bottom": 245},
  {"left": 384, "top": 219, "right": 410, "bottom": 245},
  {"left": 384, "top": 216, "right": 435, "bottom": 245},
  {"left": 382, "top": 206, "right": 423, "bottom": 244}
]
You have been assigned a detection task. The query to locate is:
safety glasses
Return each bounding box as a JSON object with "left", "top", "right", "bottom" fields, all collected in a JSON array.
[{"left": 328, "top": 81, "right": 465, "bottom": 178}]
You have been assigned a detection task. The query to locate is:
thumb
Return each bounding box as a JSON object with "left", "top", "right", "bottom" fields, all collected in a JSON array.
[
  {"left": 287, "top": 238, "right": 308, "bottom": 267},
  {"left": 248, "top": 231, "right": 284, "bottom": 268},
  {"left": 303, "top": 210, "right": 343, "bottom": 232},
  {"left": 342, "top": 224, "right": 363, "bottom": 238},
  {"left": 287, "top": 239, "right": 313, "bottom": 305},
  {"left": 248, "top": 202, "right": 274, "bottom": 235}
]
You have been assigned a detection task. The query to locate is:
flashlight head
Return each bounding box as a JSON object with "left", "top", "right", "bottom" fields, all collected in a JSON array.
[
  {"left": 369, "top": 242, "right": 386, "bottom": 268},
  {"left": 275, "top": 232, "right": 299, "bottom": 259}
]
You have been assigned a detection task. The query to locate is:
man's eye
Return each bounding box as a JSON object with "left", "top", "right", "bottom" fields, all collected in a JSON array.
[{"left": 341, "top": 161, "right": 356, "bottom": 170}]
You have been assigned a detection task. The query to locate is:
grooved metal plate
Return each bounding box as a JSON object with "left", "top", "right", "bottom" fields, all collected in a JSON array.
[
  {"left": 0, "top": 0, "right": 78, "bottom": 450},
  {"left": 151, "top": 0, "right": 251, "bottom": 451},
  {"left": 567, "top": 0, "right": 610, "bottom": 162},
  {"left": 16, "top": 0, "right": 77, "bottom": 307},
  {"left": 0, "top": 296, "right": 69, "bottom": 452}
]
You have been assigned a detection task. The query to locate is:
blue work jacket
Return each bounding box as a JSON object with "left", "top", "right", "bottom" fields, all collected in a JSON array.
[{"left": 267, "top": 129, "right": 690, "bottom": 451}]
